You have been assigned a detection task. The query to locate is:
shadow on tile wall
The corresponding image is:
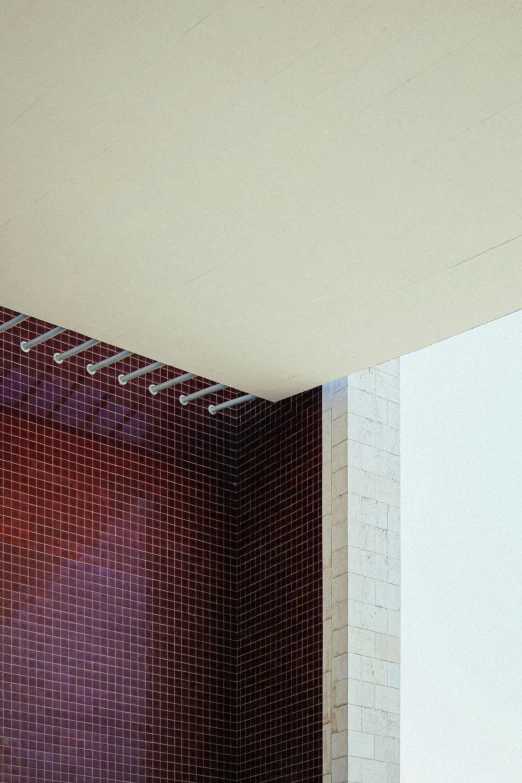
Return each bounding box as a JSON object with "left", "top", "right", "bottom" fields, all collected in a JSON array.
[
  {"left": 238, "top": 394, "right": 322, "bottom": 783},
  {"left": 0, "top": 307, "right": 321, "bottom": 782}
]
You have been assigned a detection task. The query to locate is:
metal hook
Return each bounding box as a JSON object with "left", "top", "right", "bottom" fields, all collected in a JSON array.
[
  {"left": 179, "top": 383, "right": 226, "bottom": 405},
  {"left": 0, "top": 314, "right": 28, "bottom": 333},
  {"left": 119, "top": 361, "right": 165, "bottom": 386},
  {"left": 21, "top": 326, "right": 66, "bottom": 352},
  {"left": 209, "top": 393, "right": 256, "bottom": 414},
  {"left": 87, "top": 350, "right": 132, "bottom": 375},
  {"left": 149, "top": 372, "right": 194, "bottom": 395},
  {"left": 54, "top": 338, "right": 99, "bottom": 364}
]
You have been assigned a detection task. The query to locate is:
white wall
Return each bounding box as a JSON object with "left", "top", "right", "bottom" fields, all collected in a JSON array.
[{"left": 401, "top": 310, "right": 522, "bottom": 782}]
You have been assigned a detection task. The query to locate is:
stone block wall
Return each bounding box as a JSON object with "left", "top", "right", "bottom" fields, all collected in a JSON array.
[{"left": 322, "top": 361, "right": 400, "bottom": 783}]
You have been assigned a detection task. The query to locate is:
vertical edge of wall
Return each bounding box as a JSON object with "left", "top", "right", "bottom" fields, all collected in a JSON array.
[{"left": 323, "top": 360, "right": 400, "bottom": 783}]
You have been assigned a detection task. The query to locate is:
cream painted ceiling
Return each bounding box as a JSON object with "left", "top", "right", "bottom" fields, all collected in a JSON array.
[{"left": 2, "top": 1, "right": 522, "bottom": 400}]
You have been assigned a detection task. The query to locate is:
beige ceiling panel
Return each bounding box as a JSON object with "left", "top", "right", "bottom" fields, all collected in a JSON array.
[{"left": 2, "top": 0, "right": 522, "bottom": 400}]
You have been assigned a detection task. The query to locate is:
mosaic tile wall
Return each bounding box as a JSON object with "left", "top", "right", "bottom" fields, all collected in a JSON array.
[
  {"left": 0, "top": 307, "right": 237, "bottom": 783},
  {"left": 0, "top": 306, "right": 322, "bottom": 783},
  {"left": 237, "top": 393, "right": 323, "bottom": 783}
]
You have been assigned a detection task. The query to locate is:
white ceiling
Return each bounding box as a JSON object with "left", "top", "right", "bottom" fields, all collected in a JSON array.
[{"left": 2, "top": 0, "right": 522, "bottom": 401}]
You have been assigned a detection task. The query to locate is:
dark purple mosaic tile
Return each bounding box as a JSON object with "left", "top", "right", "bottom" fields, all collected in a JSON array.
[{"left": 0, "top": 306, "right": 322, "bottom": 783}]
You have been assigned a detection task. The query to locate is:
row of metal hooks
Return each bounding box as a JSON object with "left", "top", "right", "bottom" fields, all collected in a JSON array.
[{"left": 1, "top": 313, "right": 256, "bottom": 415}]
